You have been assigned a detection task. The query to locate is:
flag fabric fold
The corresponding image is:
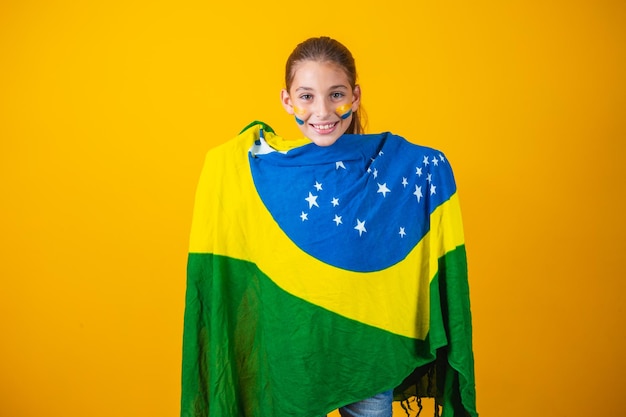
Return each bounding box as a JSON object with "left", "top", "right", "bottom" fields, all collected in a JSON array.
[{"left": 182, "top": 122, "right": 478, "bottom": 417}]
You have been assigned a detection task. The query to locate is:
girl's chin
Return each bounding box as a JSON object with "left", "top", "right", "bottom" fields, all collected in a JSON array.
[
  {"left": 299, "top": 122, "right": 348, "bottom": 146},
  {"left": 307, "top": 134, "right": 342, "bottom": 147}
]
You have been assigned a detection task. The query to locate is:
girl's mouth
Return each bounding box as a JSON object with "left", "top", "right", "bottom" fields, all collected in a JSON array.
[{"left": 310, "top": 121, "right": 339, "bottom": 134}]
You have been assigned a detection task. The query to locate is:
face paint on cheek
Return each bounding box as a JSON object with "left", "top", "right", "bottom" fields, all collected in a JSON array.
[
  {"left": 293, "top": 106, "right": 306, "bottom": 125},
  {"left": 336, "top": 104, "right": 353, "bottom": 120}
]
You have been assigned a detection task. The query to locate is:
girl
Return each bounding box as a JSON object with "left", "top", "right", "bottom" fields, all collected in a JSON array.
[
  {"left": 182, "top": 37, "right": 477, "bottom": 417},
  {"left": 280, "top": 36, "right": 363, "bottom": 147}
]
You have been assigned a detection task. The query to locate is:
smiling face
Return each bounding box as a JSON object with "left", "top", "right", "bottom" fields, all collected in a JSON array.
[{"left": 281, "top": 60, "right": 361, "bottom": 147}]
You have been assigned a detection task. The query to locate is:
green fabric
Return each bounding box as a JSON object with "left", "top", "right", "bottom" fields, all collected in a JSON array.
[
  {"left": 182, "top": 247, "right": 477, "bottom": 417},
  {"left": 238, "top": 120, "right": 275, "bottom": 134}
]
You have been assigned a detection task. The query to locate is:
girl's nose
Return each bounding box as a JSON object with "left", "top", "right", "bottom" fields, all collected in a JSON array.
[{"left": 313, "top": 99, "right": 333, "bottom": 118}]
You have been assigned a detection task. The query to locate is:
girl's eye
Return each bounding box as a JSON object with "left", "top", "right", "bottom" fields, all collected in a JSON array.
[
  {"left": 331, "top": 92, "right": 345, "bottom": 99},
  {"left": 300, "top": 94, "right": 313, "bottom": 100}
]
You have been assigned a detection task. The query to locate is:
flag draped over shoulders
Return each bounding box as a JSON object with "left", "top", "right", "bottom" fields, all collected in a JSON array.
[{"left": 181, "top": 121, "right": 478, "bottom": 417}]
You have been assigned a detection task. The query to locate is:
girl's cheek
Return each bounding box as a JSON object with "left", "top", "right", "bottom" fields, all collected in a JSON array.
[
  {"left": 293, "top": 105, "right": 307, "bottom": 125},
  {"left": 293, "top": 105, "right": 307, "bottom": 117},
  {"left": 335, "top": 103, "right": 352, "bottom": 120}
]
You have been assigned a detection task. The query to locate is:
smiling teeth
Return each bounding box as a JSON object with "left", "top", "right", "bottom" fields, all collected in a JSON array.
[{"left": 313, "top": 123, "right": 335, "bottom": 130}]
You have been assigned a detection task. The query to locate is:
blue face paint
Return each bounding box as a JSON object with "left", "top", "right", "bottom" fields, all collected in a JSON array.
[
  {"left": 336, "top": 104, "right": 352, "bottom": 119},
  {"left": 293, "top": 106, "right": 306, "bottom": 125},
  {"left": 292, "top": 104, "right": 352, "bottom": 125}
]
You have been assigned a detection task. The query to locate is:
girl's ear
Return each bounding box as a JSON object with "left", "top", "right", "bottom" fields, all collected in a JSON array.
[
  {"left": 280, "top": 89, "right": 294, "bottom": 115},
  {"left": 351, "top": 85, "right": 361, "bottom": 111}
]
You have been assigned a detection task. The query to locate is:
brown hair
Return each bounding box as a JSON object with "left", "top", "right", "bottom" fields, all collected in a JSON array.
[{"left": 285, "top": 36, "right": 365, "bottom": 134}]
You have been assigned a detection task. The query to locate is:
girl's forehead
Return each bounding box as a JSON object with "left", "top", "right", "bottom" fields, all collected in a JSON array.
[{"left": 290, "top": 60, "right": 351, "bottom": 87}]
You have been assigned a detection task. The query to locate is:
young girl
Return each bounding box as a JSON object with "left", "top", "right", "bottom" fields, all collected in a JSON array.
[{"left": 182, "top": 37, "right": 478, "bottom": 417}]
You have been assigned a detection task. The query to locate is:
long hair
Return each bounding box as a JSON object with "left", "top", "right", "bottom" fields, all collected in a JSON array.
[{"left": 285, "top": 37, "right": 365, "bottom": 134}]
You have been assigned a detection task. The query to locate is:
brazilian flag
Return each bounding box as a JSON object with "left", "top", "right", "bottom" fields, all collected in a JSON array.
[{"left": 181, "top": 122, "right": 477, "bottom": 417}]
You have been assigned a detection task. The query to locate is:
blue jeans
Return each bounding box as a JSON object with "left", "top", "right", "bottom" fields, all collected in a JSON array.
[{"left": 326, "top": 389, "right": 393, "bottom": 417}]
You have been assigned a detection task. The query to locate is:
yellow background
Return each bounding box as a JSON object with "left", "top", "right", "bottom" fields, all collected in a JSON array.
[{"left": 1, "top": 1, "right": 624, "bottom": 416}]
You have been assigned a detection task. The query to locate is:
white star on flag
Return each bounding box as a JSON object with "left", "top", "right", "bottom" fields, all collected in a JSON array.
[
  {"left": 402, "top": 177, "right": 408, "bottom": 188},
  {"left": 432, "top": 157, "right": 439, "bottom": 166},
  {"left": 331, "top": 197, "right": 340, "bottom": 207},
  {"left": 377, "top": 183, "right": 391, "bottom": 197},
  {"left": 300, "top": 211, "right": 308, "bottom": 221},
  {"left": 399, "top": 227, "right": 406, "bottom": 238},
  {"left": 416, "top": 167, "right": 422, "bottom": 177},
  {"left": 423, "top": 156, "right": 429, "bottom": 165},
  {"left": 430, "top": 184, "right": 437, "bottom": 195},
  {"left": 354, "top": 219, "right": 367, "bottom": 236},
  {"left": 413, "top": 185, "right": 423, "bottom": 203},
  {"left": 333, "top": 215, "right": 342, "bottom": 226},
  {"left": 336, "top": 161, "right": 346, "bottom": 170},
  {"left": 314, "top": 181, "right": 323, "bottom": 191},
  {"left": 305, "top": 192, "right": 319, "bottom": 208}
]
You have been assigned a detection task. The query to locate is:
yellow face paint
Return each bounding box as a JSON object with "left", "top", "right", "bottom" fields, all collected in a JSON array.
[
  {"left": 293, "top": 105, "right": 306, "bottom": 116},
  {"left": 293, "top": 106, "right": 306, "bottom": 125},
  {"left": 336, "top": 103, "right": 353, "bottom": 119},
  {"left": 292, "top": 104, "right": 352, "bottom": 126}
]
